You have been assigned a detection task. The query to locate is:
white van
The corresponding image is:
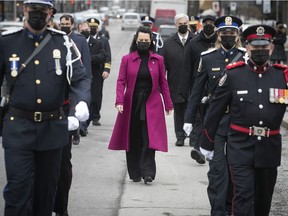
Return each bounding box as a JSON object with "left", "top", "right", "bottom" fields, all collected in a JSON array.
[{"left": 121, "top": 12, "right": 141, "bottom": 31}]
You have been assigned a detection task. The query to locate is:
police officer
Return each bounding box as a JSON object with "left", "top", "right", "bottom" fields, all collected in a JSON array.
[
  {"left": 0, "top": 0, "right": 90, "bottom": 215},
  {"left": 86, "top": 17, "right": 111, "bottom": 127},
  {"left": 141, "top": 15, "right": 163, "bottom": 53},
  {"left": 188, "top": 15, "right": 201, "bottom": 34},
  {"left": 181, "top": 15, "right": 216, "bottom": 158},
  {"left": 200, "top": 24, "right": 285, "bottom": 216},
  {"left": 183, "top": 16, "right": 245, "bottom": 216}
]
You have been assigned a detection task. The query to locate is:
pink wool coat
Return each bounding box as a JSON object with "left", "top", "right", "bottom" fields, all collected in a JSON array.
[{"left": 108, "top": 51, "right": 173, "bottom": 152}]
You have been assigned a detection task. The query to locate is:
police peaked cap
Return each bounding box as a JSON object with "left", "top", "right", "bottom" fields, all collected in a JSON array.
[
  {"left": 189, "top": 16, "right": 200, "bottom": 25},
  {"left": 141, "top": 16, "right": 155, "bottom": 24},
  {"left": 243, "top": 25, "right": 276, "bottom": 46},
  {"left": 24, "top": 0, "right": 53, "bottom": 7},
  {"left": 87, "top": 18, "right": 100, "bottom": 27},
  {"left": 202, "top": 15, "right": 216, "bottom": 23},
  {"left": 214, "top": 15, "right": 242, "bottom": 30}
]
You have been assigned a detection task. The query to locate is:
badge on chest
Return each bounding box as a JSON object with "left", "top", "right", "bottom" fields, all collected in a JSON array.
[
  {"left": 9, "top": 54, "right": 20, "bottom": 77},
  {"left": 53, "top": 49, "right": 62, "bottom": 75},
  {"left": 269, "top": 88, "right": 288, "bottom": 104}
]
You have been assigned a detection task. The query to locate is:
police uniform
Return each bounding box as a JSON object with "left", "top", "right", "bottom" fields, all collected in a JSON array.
[
  {"left": 87, "top": 17, "right": 111, "bottom": 125},
  {"left": 141, "top": 16, "right": 163, "bottom": 53},
  {"left": 201, "top": 25, "right": 284, "bottom": 216},
  {"left": 0, "top": 1, "right": 90, "bottom": 214},
  {"left": 189, "top": 15, "right": 200, "bottom": 34},
  {"left": 185, "top": 16, "right": 244, "bottom": 216}
]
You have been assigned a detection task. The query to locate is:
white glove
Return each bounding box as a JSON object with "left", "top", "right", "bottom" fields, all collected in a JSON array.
[
  {"left": 200, "top": 147, "right": 214, "bottom": 161},
  {"left": 68, "top": 116, "right": 79, "bottom": 131},
  {"left": 183, "top": 123, "right": 193, "bottom": 136},
  {"left": 75, "top": 101, "right": 89, "bottom": 122}
]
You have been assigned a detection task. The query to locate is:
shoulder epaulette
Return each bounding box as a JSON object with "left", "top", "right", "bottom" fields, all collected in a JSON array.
[
  {"left": 1, "top": 27, "right": 23, "bottom": 36},
  {"left": 201, "top": 48, "right": 217, "bottom": 56},
  {"left": 237, "top": 47, "right": 246, "bottom": 53},
  {"left": 273, "top": 63, "right": 288, "bottom": 70},
  {"left": 47, "top": 27, "right": 66, "bottom": 35},
  {"left": 226, "top": 61, "right": 245, "bottom": 70}
]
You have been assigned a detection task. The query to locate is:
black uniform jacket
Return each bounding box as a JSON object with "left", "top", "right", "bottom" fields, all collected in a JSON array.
[
  {"left": 201, "top": 60, "right": 287, "bottom": 167},
  {"left": 185, "top": 47, "right": 246, "bottom": 136},
  {"left": 88, "top": 36, "right": 106, "bottom": 102},
  {"left": 94, "top": 34, "right": 112, "bottom": 73},
  {"left": 0, "top": 28, "right": 91, "bottom": 150},
  {"left": 160, "top": 32, "right": 195, "bottom": 103},
  {"left": 181, "top": 31, "right": 217, "bottom": 99}
]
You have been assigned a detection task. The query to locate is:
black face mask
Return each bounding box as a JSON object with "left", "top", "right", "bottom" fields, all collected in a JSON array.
[
  {"left": 28, "top": 11, "right": 48, "bottom": 31},
  {"left": 203, "top": 24, "right": 215, "bottom": 36},
  {"left": 250, "top": 49, "right": 270, "bottom": 66},
  {"left": 81, "top": 31, "right": 90, "bottom": 39},
  {"left": 221, "top": 36, "right": 236, "bottom": 50},
  {"left": 90, "top": 27, "right": 97, "bottom": 36},
  {"left": 178, "top": 25, "right": 188, "bottom": 34},
  {"left": 60, "top": 26, "right": 71, "bottom": 34},
  {"left": 137, "top": 42, "right": 150, "bottom": 53}
]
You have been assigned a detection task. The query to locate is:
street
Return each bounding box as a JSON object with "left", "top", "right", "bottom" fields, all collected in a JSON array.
[{"left": 0, "top": 19, "right": 287, "bottom": 216}]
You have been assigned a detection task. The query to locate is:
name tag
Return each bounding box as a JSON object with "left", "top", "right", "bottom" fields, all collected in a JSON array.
[
  {"left": 237, "top": 90, "right": 248, "bottom": 95},
  {"left": 212, "top": 67, "right": 220, "bottom": 71}
]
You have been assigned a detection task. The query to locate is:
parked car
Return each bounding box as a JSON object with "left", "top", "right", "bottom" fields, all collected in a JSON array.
[
  {"left": 158, "top": 25, "right": 177, "bottom": 42},
  {"left": 121, "top": 12, "right": 141, "bottom": 31}
]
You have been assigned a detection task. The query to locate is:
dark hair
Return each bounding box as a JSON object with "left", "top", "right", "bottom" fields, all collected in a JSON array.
[
  {"left": 60, "top": 14, "right": 74, "bottom": 25},
  {"left": 129, "top": 26, "right": 155, "bottom": 53}
]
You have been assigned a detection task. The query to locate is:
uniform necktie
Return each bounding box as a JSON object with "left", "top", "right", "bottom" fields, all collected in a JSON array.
[{"left": 182, "top": 37, "right": 186, "bottom": 46}]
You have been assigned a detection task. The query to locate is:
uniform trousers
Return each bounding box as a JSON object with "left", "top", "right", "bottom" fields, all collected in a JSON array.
[
  {"left": 207, "top": 134, "right": 233, "bottom": 216},
  {"left": 53, "top": 135, "right": 73, "bottom": 214},
  {"left": 229, "top": 165, "right": 277, "bottom": 216},
  {"left": 4, "top": 147, "right": 62, "bottom": 216},
  {"left": 191, "top": 110, "right": 203, "bottom": 149},
  {"left": 173, "top": 101, "right": 187, "bottom": 141},
  {"left": 91, "top": 75, "right": 104, "bottom": 122},
  {"left": 126, "top": 89, "right": 156, "bottom": 180}
]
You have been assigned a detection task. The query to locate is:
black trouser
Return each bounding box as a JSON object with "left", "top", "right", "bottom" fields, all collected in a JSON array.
[
  {"left": 229, "top": 165, "right": 277, "bottom": 216},
  {"left": 80, "top": 102, "right": 98, "bottom": 130},
  {"left": 4, "top": 148, "right": 62, "bottom": 216},
  {"left": 207, "top": 134, "right": 233, "bottom": 216},
  {"left": 173, "top": 102, "right": 187, "bottom": 140},
  {"left": 191, "top": 110, "right": 203, "bottom": 149},
  {"left": 126, "top": 119, "right": 156, "bottom": 180},
  {"left": 53, "top": 135, "right": 73, "bottom": 214},
  {"left": 92, "top": 77, "right": 104, "bottom": 122}
]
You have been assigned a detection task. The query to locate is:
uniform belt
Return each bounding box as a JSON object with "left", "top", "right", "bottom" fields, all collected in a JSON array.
[
  {"left": 230, "top": 124, "right": 280, "bottom": 137},
  {"left": 8, "top": 106, "right": 64, "bottom": 122}
]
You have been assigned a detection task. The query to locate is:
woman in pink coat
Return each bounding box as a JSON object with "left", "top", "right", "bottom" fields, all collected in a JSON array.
[{"left": 108, "top": 26, "right": 173, "bottom": 184}]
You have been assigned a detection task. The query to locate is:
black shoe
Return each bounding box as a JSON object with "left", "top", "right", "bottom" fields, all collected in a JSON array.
[
  {"left": 72, "top": 134, "right": 80, "bottom": 145},
  {"left": 175, "top": 139, "right": 184, "bottom": 146},
  {"left": 144, "top": 176, "right": 153, "bottom": 184},
  {"left": 92, "top": 120, "right": 101, "bottom": 126},
  {"left": 132, "top": 177, "right": 142, "bottom": 182},
  {"left": 55, "top": 211, "right": 69, "bottom": 216},
  {"left": 190, "top": 149, "right": 206, "bottom": 164},
  {"left": 79, "top": 128, "right": 88, "bottom": 137}
]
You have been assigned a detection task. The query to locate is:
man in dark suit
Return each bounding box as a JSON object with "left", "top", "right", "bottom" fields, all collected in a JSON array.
[
  {"left": 0, "top": 1, "right": 90, "bottom": 215},
  {"left": 160, "top": 13, "right": 195, "bottom": 146},
  {"left": 52, "top": 14, "right": 92, "bottom": 216},
  {"left": 87, "top": 17, "right": 112, "bottom": 127},
  {"left": 78, "top": 21, "right": 106, "bottom": 135}
]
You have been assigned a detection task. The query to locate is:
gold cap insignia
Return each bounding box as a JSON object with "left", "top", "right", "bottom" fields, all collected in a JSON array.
[
  {"left": 225, "top": 16, "right": 232, "bottom": 26},
  {"left": 191, "top": 16, "right": 195, "bottom": 21},
  {"left": 91, "top": 18, "right": 95, "bottom": 23},
  {"left": 256, "top": 26, "right": 265, "bottom": 36},
  {"left": 145, "top": 16, "right": 149, "bottom": 21}
]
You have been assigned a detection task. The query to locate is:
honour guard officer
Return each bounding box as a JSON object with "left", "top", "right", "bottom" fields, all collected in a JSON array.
[
  {"left": 183, "top": 16, "right": 245, "bottom": 216},
  {"left": 86, "top": 17, "right": 111, "bottom": 127},
  {"left": 141, "top": 15, "right": 163, "bottom": 53},
  {"left": 200, "top": 25, "right": 285, "bottom": 216},
  {"left": 188, "top": 15, "right": 201, "bottom": 34},
  {"left": 0, "top": 0, "right": 91, "bottom": 215}
]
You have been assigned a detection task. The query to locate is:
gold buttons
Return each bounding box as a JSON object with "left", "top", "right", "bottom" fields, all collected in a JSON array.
[
  {"left": 225, "top": 58, "right": 229, "bottom": 62},
  {"left": 34, "top": 60, "right": 40, "bottom": 65},
  {"left": 10, "top": 116, "right": 14, "bottom": 121},
  {"left": 35, "top": 79, "right": 41, "bottom": 84},
  {"left": 37, "top": 99, "right": 42, "bottom": 104},
  {"left": 35, "top": 42, "right": 39, "bottom": 47}
]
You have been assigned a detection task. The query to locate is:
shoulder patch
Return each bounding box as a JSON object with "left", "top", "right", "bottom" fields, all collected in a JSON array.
[
  {"left": 237, "top": 47, "right": 246, "bottom": 53},
  {"left": 1, "top": 27, "right": 23, "bottom": 36},
  {"left": 47, "top": 27, "right": 66, "bottom": 35},
  {"left": 226, "top": 61, "right": 245, "bottom": 70},
  {"left": 273, "top": 63, "right": 288, "bottom": 70},
  {"left": 201, "top": 48, "right": 217, "bottom": 56}
]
